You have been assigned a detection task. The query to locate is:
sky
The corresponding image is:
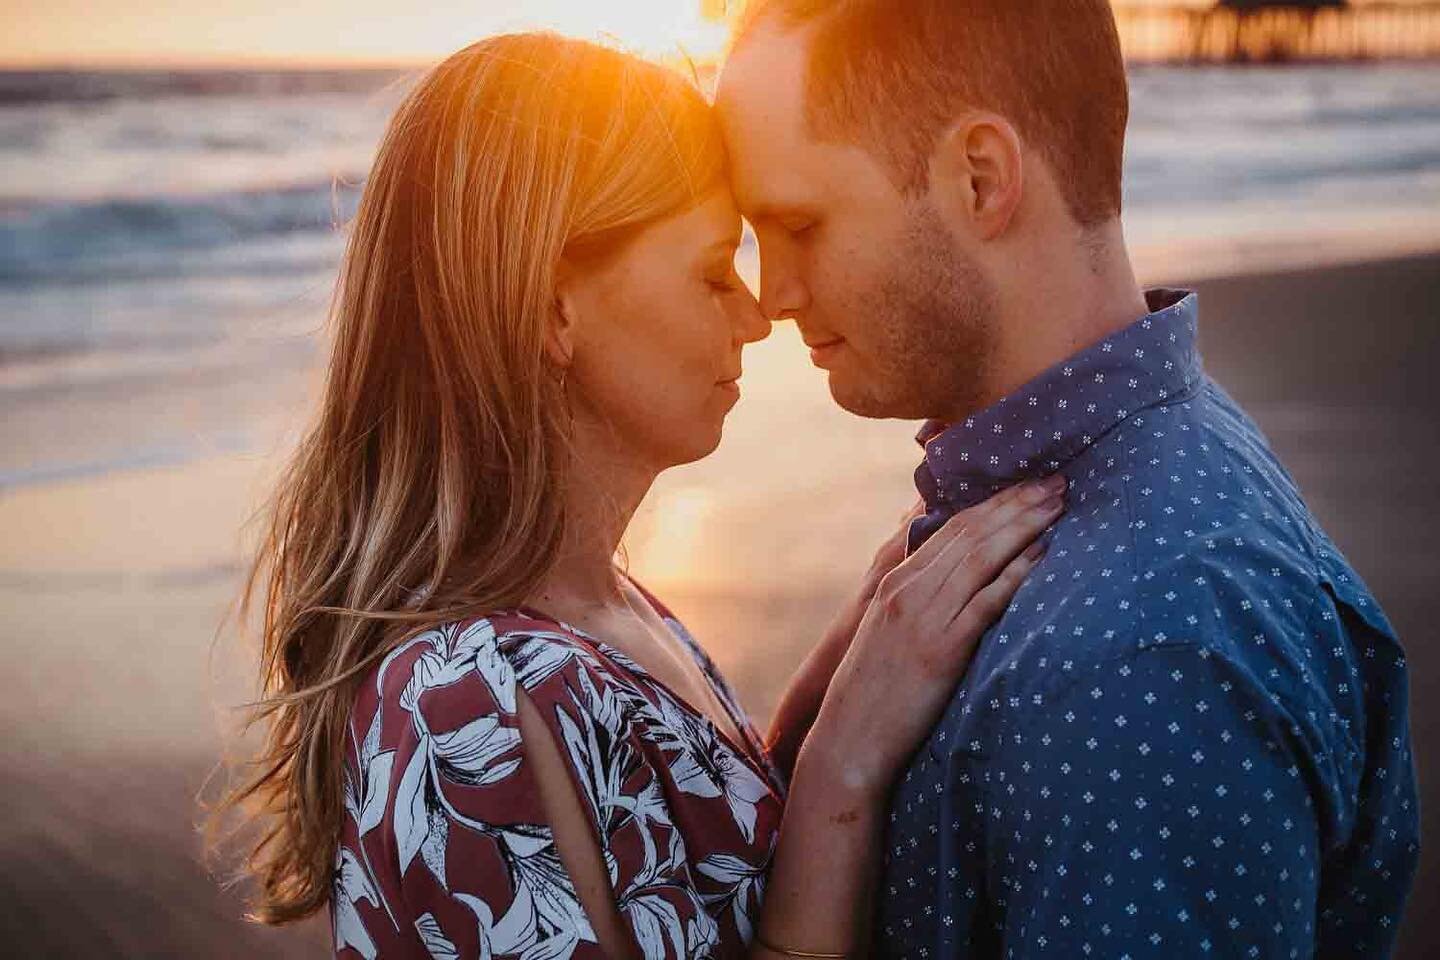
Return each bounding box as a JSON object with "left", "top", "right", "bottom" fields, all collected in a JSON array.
[
  {"left": 0, "top": 0, "right": 736, "bottom": 67},
  {"left": 0, "top": 0, "right": 1269, "bottom": 68},
  {"left": 1, "top": 0, "right": 1419, "bottom": 68}
]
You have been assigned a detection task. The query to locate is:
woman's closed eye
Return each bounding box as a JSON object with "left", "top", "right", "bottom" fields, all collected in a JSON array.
[
  {"left": 779, "top": 216, "right": 816, "bottom": 238},
  {"left": 706, "top": 267, "right": 742, "bottom": 294}
]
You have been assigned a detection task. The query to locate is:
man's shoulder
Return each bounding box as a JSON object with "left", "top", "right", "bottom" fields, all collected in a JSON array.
[
  {"left": 1092, "top": 379, "right": 1393, "bottom": 637},
  {"left": 1008, "top": 498, "right": 1338, "bottom": 693},
  {"left": 976, "top": 386, "right": 1362, "bottom": 698},
  {"left": 1062, "top": 377, "right": 1337, "bottom": 607}
]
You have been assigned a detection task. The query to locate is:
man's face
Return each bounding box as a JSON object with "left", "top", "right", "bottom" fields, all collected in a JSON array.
[{"left": 716, "top": 25, "right": 997, "bottom": 422}]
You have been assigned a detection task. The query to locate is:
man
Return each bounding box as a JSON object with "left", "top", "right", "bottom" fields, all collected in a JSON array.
[{"left": 716, "top": 1, "right": 1418, "bottom": 956}]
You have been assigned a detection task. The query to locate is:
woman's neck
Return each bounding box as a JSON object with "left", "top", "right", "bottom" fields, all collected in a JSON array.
[{"left": 527, "top": 424, "right": 658, "bottom": 616}]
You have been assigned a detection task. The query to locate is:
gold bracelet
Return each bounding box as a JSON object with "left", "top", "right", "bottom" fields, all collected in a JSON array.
[{"left": 753, "top": 932, "right": 847, "bottom": 959}]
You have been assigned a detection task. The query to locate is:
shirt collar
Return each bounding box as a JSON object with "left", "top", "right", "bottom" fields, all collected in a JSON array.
[{"left": 914, "top": 288, "right": 1201, "bottom": 513}]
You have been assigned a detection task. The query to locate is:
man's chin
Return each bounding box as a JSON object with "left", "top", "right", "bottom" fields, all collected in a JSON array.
[{"left": 826, "top": 375, "right": 924, "bottom": 421}]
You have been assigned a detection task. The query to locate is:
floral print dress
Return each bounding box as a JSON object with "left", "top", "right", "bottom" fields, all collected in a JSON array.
[{"left": 332, "top": 589, "right": 786, "bottom": 960}]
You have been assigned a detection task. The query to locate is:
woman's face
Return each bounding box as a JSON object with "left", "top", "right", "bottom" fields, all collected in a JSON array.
[{"left": 560, "top": 188, "right": 769, "bottom": 469}]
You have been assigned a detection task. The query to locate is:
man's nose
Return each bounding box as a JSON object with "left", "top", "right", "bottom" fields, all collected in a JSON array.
[{"left": 759, "top": 273, "right": 809, "bottom": 324}]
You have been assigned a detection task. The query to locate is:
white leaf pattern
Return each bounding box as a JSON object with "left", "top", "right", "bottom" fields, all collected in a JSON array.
[
  {"left": 510, "top": 634, "right": 592, "bottom": 691},
  {"left": 357, "top": 750, "right": 394, "bottom": 837},
  {"left": 335, "top": 614, "right": 782, "bottom": 959},
  {"left": 334, "top": 848, "right": 380, "bottom": 960},
  {"left": 623, "top": 891, "right": 687, "bottom": 960},
  {"left": 419, "top": 804, "right": 450, "bottom": 892},
  {"left": 688, "top": 915, "right": 721, "bottom": 959},
  {"left": 393, "top": 738, "right": 431, "bottom": 876},
  {"left": 415, "top": 912, "right": 459, "bottom": 960},
  {"left": 454, "top": 887, "right": 537, "bottom": 959},
  {"left": 454, "top": 620, "right": 518, "bottom": 715},
  {"left": 431, "top": 715, "right": 522, "bottom": 786},
  {"left": 698, "top": 852, "right": 767, "bottom": 945},
  {"left": 717, "top": 754, "right": 769, "bottom": 844},
  {"left": 512, "top": 840, "right": 597, "bottom": 945},
  {"left": 520, "top": 930, "right": 580, "bottom": 960},
  {"left": 666, "top": 748, "right": 724, "bottom": 800},
  {"left": 334, "top": 896, "right": 377, "bottom": 960},
  {"left": 400, "top": 651, "right": 442, "bottom": 713}
]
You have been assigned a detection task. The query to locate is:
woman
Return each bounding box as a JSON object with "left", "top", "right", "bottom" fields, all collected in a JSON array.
[{"left": 221, "top": 34, "right": 1065, "bottom": 959}]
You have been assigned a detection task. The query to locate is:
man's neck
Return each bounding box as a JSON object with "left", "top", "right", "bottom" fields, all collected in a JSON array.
[{"left": 950, "top": 221, "right": 1149, "bottom": 423}]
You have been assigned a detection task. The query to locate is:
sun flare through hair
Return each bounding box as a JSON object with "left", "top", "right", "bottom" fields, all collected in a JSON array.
[{"left": 211, "top": 32, "right": 726, "bottom": 924}]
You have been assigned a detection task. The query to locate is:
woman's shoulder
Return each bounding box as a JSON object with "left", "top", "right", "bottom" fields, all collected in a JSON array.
[
  {"left": 365, "top": 609, "right": 617, "bottom": 724},
  {"left": 336, "top": 612, "right": 638, "bottom": 957}
]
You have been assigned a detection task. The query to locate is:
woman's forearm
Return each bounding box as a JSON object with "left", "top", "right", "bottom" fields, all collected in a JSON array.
[
  {"left": 752, "top": 487, "right": 1056, "bottom": 958},
  {"left": 765, "top": 595, "right": 870, "bottom": 780},
  {"left": 750, "top": 737, "right": 885, "bottom": 959},
  {"left": 764, "top": 641, "right": 844, "bottom": 780},
  {"left": 766, "top": 508, "right": 917, "bottom": 781}
]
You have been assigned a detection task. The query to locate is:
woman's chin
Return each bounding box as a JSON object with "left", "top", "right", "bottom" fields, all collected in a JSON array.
[
  {"left": 643, "top": 389, "right": 739, "bottom": 469},
  {"left": 690, "top": 424, "right": 728, "bottom": 465},
  {"left": 660, "top": 418, "right": 727, "bottom": 468}
]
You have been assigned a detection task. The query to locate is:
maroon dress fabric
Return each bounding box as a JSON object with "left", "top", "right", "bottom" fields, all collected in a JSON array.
[{"left": 331, "top": 588, "right": 785, "bottom": 960}]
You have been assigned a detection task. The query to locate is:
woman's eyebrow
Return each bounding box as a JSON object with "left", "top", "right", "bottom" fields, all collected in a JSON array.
[
  {"left": 740, "top": 203, "right": 782, "bottom": 225},
  {"left": 704, "top": 233, "right": 744, "bottom": 254},
  {"left": 741, "top": 202, "right": 811, "bottom": 228}
]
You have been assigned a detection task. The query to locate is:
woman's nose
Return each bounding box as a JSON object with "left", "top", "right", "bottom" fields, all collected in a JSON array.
[{"left": 734, "top": 287, "right": 772, "bottom": 344}]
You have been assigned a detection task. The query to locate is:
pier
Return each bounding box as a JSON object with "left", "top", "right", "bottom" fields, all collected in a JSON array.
[{"left": 1115, "top": 2, "right": 1440, "bottom": 63}]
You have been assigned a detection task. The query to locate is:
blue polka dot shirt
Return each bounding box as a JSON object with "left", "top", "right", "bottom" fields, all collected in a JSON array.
[{"left": 879, "top": 289, "right": 1418, "bottom": 958}]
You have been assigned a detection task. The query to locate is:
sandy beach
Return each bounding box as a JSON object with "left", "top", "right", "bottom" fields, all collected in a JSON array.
[{"left": 2, "top": 248, "right": 1438, "bottom": 956}]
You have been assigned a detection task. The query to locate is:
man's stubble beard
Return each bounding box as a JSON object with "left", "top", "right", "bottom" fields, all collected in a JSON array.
[{"left": 829, "top": 202, "right": 998, "bottom": 422}]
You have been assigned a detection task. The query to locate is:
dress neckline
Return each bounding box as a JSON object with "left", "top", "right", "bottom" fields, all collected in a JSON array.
[{"left": 507, "top": 597, "right": 777, "bottom": 790}]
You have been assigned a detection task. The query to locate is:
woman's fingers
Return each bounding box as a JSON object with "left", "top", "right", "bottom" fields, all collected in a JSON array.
[
  {"left": 948, "top": 538, "right": 1047, "bottom": 637},
  {"left": 920, "top": 474, "right": 1064, "bottom": 562},
  {"left": 817, "top": 480, "right": 1064, "bottom": 794},
  {"left": 909, "top": 530, "right": 1051, "bottom": 689},
  {"left": 885, "top": 476, "right": 1061, "bottom": 598},
  {"left": 929, "top": 486, "right": 1064, "bottom": 613},
  {"left": 898, "top": 475, "right": 1065, "bottom": 601},
  {"left": 869, "top": 477, "right": 1064, "bottom": 645}
]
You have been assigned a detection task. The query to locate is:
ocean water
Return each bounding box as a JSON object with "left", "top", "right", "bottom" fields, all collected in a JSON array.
[{"left": 2, "top": 62, "right": 1439, "bottom": 485}]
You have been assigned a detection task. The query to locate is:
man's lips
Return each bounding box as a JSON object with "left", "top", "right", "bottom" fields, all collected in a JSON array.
[{"left": 805, "top": 336, "right": 845, "bottom": 365}]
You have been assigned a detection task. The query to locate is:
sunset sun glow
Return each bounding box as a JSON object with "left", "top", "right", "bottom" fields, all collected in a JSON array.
[{"left": 2, "top": 0, "right": 733, "bottom": 67}]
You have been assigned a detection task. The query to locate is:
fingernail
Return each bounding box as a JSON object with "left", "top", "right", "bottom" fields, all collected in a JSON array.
[
  {"left": 1024, "top": 540, "right": 1047, "bottom": 561},
  {"left": 1044, "top": 473, "right": 1068, "bottom": 491},
  {"left": 1041, "top": 493, "right": 1064, "bottom": 512}
]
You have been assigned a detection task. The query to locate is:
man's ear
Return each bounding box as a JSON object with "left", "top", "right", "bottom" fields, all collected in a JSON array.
[{"left": 928, "top": 113, "right": 1024, "bottom": 241}]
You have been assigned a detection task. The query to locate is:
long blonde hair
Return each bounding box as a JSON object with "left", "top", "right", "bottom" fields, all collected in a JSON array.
[{"left": 217, "top": 33, "right": 726, "bottom": 924}]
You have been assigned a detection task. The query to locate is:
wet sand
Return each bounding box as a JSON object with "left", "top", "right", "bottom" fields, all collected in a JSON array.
[{"left": 1, "top": 251, "right": 1437, "bottom": 956}]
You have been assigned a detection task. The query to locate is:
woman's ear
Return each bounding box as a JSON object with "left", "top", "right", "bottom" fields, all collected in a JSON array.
[
  {"left": 928, "top": 113, "right": 1024, "bottom": 242},
  {"left": 546, "top": 266, "right": 580, "bottom": 372}
]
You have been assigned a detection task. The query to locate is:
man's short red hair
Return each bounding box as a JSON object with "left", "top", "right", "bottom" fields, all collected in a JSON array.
[{"left": 735, "top": 0, "right": 1129, "bottom": 228}]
